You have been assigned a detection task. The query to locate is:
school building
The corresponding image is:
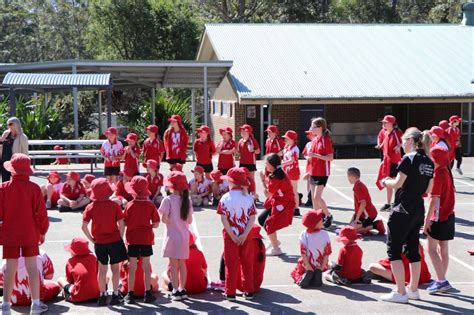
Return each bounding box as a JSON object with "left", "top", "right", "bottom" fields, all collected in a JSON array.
[{"left": 196, "top": 22, "right": 474, "bottom": 158}]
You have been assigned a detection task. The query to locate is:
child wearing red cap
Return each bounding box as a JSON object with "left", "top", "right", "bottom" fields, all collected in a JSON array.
[
  {"left": 258, "top": 154, "right": 295, "bottom": 256},
  {"left": 210, "top": 169, "right": 229, "bottom": 206},
  {"left": 216, "top": 127, "right": 236, "bottom": 175},
  {"left": 282, "top": 130, "right": 301, "bottom": 216},
  {"left": 447, "top": 115, "right": 463, "bottom": 174},
  {"left": 291, "top": 209, "right": 331, "bottom": 288},
  {"left": 424, "top": 146, "right": 455, "bottom": 294},
  {"left": 347, "top": 167, "right": 385, "bottom": 235},
  {"left": 369, "top": 244, "right": 431, "bottom": 286},
  {"left": 123, "top": 133, "right": 141, "bottom": 176},
  {"left": 101, "top": 127, "right": 124, "bottom": 184},
  {"left": 82, "top": 178, "right": 127, "bottom": 306},
  {"left": 58, "top": 172, "right": 90, "bottom": 212},
  {"left": 324, "top": 225, "right": 370, "bottom": 285},
  {"left": 163, "top": 115, "right": 189, "bottom": 165},
  {"left": 162, "top": 231, "right": 208, "bottom": 295},
  {"left": 429, "top": 126, "right": 450, "bottom": 151},
  {"left": 57, "top": 237, "right": 100, "bottom": 303},
  {"left": 307, "top": 118, "right": 334, "bottom": 228},
  {"left": 41, "top": 171, "right": 63, "bottom": 209},
  {"left": 264, "top": 125, "right": 285, "bottom": 156},
  {"left": 81, "top": 174, "right": 96, "bottom": 199},
  {"left": 302, "top": 129, "right": 314, "bottom": 207},
  {"left": 119, "top": 259, "right": 159, "bottom": 300},
  {"left": 194, "top": 125, "right": 216, "bottom": 178},
  {"left": 143, "top": 125, "right": 164, "bottom": 168},
  {"left": 145, "top": 159, "right": 164, "bottom": 207},
  {"left": 376, "top": 115, "right": 403, "bottom": 212},
  {"left": 189, "top": 166, "right": 212, "bottom": 207},
  {"left": 112, "top": 171, "right": 134, "bottom": 208},
  {"left": 123, "top": 176, "right": 160, "bottom": 304},
  {"left": 159, "top": 171, "right": 193, "bottom": 301},
  {"left": 237, "top": 124, "right": 260, "bottom": 199},
  {"left": 0, "top": 250, "right": 59, "bottom": 307},
  {"left": 217, "top": 167, "right": 257, "bottom": 301},
  {"left": 51, "top": 145, "right": 69, "bottom": 165},
  {"left": 0, "top": 153, "right": 50, "bottom": 314}
]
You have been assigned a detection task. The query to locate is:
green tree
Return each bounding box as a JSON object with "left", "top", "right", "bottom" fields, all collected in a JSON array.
[
  {"left": 276, "top": 0, "right": 331, "bottom": 22},
  {"left": 329, "top": 0, "right": 398, "bottom": 23}
]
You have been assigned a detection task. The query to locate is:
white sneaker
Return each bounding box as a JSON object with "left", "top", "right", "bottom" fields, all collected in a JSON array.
[
  {"left": 2, "top": 303, "right": 12, "bottom": 315},
  {"left": 381, "top": 290, "right": 409, "bottom": 304},
  {"left": 456, "top": 168, "right": 463, "bottom": 175},
  {"left": 405, "top": 286, "right": 420, "bottom": 300},
  {"left": 266, "top": 240, "right": 281, "bottom": 250},
  {"left": 45, "top": 200, "right": 52, "bottom": 209},
  {"left": 266, "top": 246, "right": 283, "bottom": 256},
  {"left": 30, "top": 302, "right": 48, "bottom": 314}
]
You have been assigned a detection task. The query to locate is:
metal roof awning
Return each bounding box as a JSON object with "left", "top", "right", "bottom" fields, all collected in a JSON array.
[{"left": 2, "top": 72, "right": 111, "bottom": 90}]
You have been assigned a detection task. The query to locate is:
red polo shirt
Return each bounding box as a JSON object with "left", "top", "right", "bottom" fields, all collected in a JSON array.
[
  {"left": 217, "top": 139, "right": 236, "bottom": 170},
  {"left": 65, "top": 253, "right": 100, "bottom": 302},
  {"left": 184, "top": 247, "right": 208, "bottom": 294},
  {"left": 143, "top": 138, "right": 164, "bottom": 165},
  {"left": 238, "top": 137, "right": 260, "bottom": 165},
  {"left": 194, "top": 139, "right": 216, "bottom": 165},
  {"left": 353, "top": 180, "right": 377, "bottom": 220},
  {"left": 309, "top": 135, "right": 333, "bottom": 176},
  {"left": 82, "top": 200, "right": 124, "bottom": 244},
  {"left": 383, "top": 129, "right": 402, "bottom": 164},
  {"left": 146, "top": 173, "right": 163, "bottom": 197},
  {"left": 124, "top": 199, "right": 159, "bottom": 245},
  {"left": 61, "top": 182, "right": 86, "bottom": 201},
  {"left": 337, "top": 243, "right": 363, "bottom": 281},
  {"left": 115, "top": 181, "right": 133, "bottom": 202},
  {"left": 429, "top": 167, "right": 455, "bottom": 222},
  {"left": 265, "top": 137, "right": 285, "bottom": 155},
  {"left": 124, "top": 145, "right": 140, "bottom": 175}
]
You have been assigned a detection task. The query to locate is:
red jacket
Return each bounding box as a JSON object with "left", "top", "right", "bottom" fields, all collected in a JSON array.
[
  {"left": 0, "top": 176, "right": 49, "bottom": 246},
  {"left": 163, "top": 127, "right": 189, "bottom": 161}
]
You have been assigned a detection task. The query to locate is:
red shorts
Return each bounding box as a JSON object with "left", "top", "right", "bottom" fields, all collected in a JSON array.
[{"left": 3, "top": 245, "right": 39, "bottom": 259}]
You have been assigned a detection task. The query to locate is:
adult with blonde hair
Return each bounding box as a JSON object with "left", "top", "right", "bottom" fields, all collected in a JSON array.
[
  {"left": 380, "top": 127, "right": 433, "bottom": 304},
  {"left": 0, "top": 117, "right": 28, "bottom": 182}
]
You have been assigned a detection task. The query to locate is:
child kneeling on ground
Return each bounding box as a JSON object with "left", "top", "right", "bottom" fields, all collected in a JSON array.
[{"left": 291, "top": 209, "right": 331, "bottom": 288}]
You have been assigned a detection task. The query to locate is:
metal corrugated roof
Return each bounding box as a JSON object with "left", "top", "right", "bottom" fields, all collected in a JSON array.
[
  {"left": 204, "top": 24, "right": 474, "bottom": 101},
  {"left": 2, "top": 72, "right": 111, "bottom": 89}
]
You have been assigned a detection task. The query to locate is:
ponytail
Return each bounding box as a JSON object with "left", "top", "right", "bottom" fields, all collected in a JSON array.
[
  {"left": 419, "top": 130, "right": 431, "bottom": 155},
  {"left": 266, "top": 153, "right": 286, "bottom": 180},
  {"left": 180, "top": 189, "right": 190, "bottom": 221}
]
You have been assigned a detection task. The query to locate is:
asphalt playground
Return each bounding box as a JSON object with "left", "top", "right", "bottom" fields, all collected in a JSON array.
[{"left": 3, "top": 157, "right": 473, "bottom": 314}]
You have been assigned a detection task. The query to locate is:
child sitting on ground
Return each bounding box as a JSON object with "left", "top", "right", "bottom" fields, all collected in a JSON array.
[
  {"left": 112, "top": 171, "right": 134, "bottom": 208},
  {"left": 324, "top": 225, "right": 371, "bottom": 285},
  {"left": 347, "top": 167, "right": 385, "bottom": 235},
  {"left": 51, "top": 145, "right": 69, "bottom": 165},
  {"left": 57, "top": 237, "right": 100, "bottom": 303},
  {"left": 58, "top": 172, "right": 90, "bottom": 212},
  {"left": 41, "top": 171, "right": 63, "bottom": 209},
  {"left": 119, "top": 259, "right": 159, "bottom": 300},
  {"left": 189, "top": 166, "right": 212, "bottom": 207},
  {"left": 210, "top": 169, "right": 229, "bottom": 206},
  {"left": 81, "top": 174, "right": 96, "bottom": 199},
  {"left": 162, "top": 231, "right": 208, "bottom": 295},
  {"left": 291, "top": 209, "right": 331, "bottom": 288},
  {"left": 145, "top": 159, "right": 164, "bottom": 207}
]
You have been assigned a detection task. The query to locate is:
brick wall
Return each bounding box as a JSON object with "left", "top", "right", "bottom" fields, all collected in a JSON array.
[
  {"left": 270, "top": 104, "right": 301, "bottom": 134},
  {"left": 326, "top": 104, "right": 384, "bottom": 123}
]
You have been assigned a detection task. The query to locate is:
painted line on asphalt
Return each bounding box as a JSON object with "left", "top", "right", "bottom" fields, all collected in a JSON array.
[
  {"left": 262, "top": 282, "right": 474, "bottom": 289},
  {"left": 453, "top": 178, "right": 474, "bottom": 187},
  {"left": 191, "top": 213, "right": 213, "bottom": 285},
  {"left": 326, "top": 184, "right": 474, "bottom": 272}
]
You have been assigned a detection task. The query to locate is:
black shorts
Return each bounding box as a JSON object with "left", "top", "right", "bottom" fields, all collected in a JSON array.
[
  {"left": 95, "top": 240, "right": 127, "bottom": 265},
  {"left": 310, "top": 176, "right": 328, "bottom": 187},
  {"left": 428, "top": 214, "right": 455, "bottom": 241},
  {"left": 167, "top": 158, "right": 186, "bottom": 165},
  {"left": 240, "top": 163, "right": 257, "bottom": 172},
  {"left": 219, "top": 168, "right": 230, "bottom": 175},
  {"left": 387, "top": 210, "right": 423, "bottom": 263},
  {"left": 389, "top": 163, "right": 398, "bottom": 178},
  {"left": 128, "top": 244, "right": 153, "bottom": 258},
  {"left": 197, "top": 163, "right": 213, "bottom": 173},
  {"left": 104, "top": 166, "right": 120, "bottom": 176},
  {"left": 359, "top": 217, "right": 375, "bottom": 228}
]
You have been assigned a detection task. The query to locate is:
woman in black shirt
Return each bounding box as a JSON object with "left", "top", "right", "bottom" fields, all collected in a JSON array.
[{"left": 380, "top": 127, "right": 434, "bottom": 304}]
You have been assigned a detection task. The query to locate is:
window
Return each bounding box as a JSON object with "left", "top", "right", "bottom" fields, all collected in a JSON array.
[
  {"left": 212, "top": 100, "right": 220, "bottom": 115},
  {"left": 222, "top": 101, "right": 232, "bottom": 117}
]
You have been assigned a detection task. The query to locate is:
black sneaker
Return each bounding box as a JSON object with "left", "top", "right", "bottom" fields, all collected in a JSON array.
[
  {"left": 379, "top": 204, "right": 391, "bottom": 212},
  {"left": 168, "top": 282, "right": 174, "bottom": 292},
  {"left": 144, "top": 290, "right": 156, "bottom": 303},
  {"left": 110, "top": 293, "right": 123, "bottom": 305},
  {"left": 180, "top": 289, "right": 188, "bottom": 300},
  {"left": 243, "top": 292, "right": 254, "bottom": 300},
  {"left": 304, "top": 199, "right": 313, "bottom": 207},
  {"left": 124, "top": 291, "right": 136, "bottom": 304},
  {"left": 171, "top": 290, "right": 183, "bottom": 301},
  {"left": 58, "top": 206, "right": 72, "bottom": 213},
  {"left": 293, "top": 208, "right": 301, "bottom": 217},
  {"left": 323, "top": 215, "right": 333, "bottom": 229},
  {"left": 212, "top": 198, "right": 219, "bottom": 206},
  {"left": 298, "top": 193, "right": 303, "bottom": 206},
  {"left": 332, "top": 272, "right": 351, "bottom": 286},
  {"left": 97, "top": 294, "right": 107, "bottom": 306},
  {"left": 224, "top": 294, "right": 236, "bottom": 301}
]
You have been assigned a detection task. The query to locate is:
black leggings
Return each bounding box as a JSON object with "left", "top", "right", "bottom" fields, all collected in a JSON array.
[
  {"left": 387, "top": 210, "right": 423, "bottom": 263},
  {"left": 451, "top": 147, "right": 463, "bottom": 169},
  {"left": 257, "top": 208, "right": 271, "bottom": 228}
]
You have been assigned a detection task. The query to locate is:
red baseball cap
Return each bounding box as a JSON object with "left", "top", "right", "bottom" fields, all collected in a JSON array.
[
  {"left": 430, "top": 126, "right": 445, "bottom": 139},
  {"left": 65, "top": 171, "right": 80, "bottom": 182},
  {"left": 438, "top": 120, "right": 450, "bottom": 130},
  {"left": 283, "top": 130, "right": 298, "bottom": 141},
  {"left": 197, "top": 125, "right": 211, "bottom": 134},
  {"left": 47, "top": 171, "right": 60, "bottom": 181},
  {"left": 4, "top": 153, "right": 33, "bottom": 176},
  {"left": 239, "top": 124, "right": 253, "bottom": 134},
  {"left": 90, "top": 178, "right": 113, "bottom": 201},
  {"left": 164, "top": 171, "right": 189, "bottom": 192},
  {"left": 302, "top": 209, "right": 324, "bottom": 232},
  {"left": 219, "top": 127, "right": 233, "bottom": 135},
  {"left": 146, "top": 124, "right": 159, "bottom": 134},
  {"left": 210, "top": 169, "right": 223, "bottom": 181},
  {"left": 335, "top": 225, "right": 361, "bottom": 243},
  {"left": 381, "top": 115, "right": 396, "bottom": 125},
  {"left": 64, "top": 237, "right": 92, "bottom": 256},
  {"left": 449, "top": 115, "right": 461, "bottom": 123},
  {"left": 83, "top": 174, "right": 96, "bottom": 184},
  {"left": 222, "top": 167, "right": 249, "bottom": 187},
  {"left": 265, "top": 125, "right": 279, "bottom": 134},
  {"left": 169, "top": 163, "right": 183, "bottom": 172},
  {"left": 146, "top": 159, "right": 159, "bottom": 171},
  {"left": 168, "top": 114, "right": 182, "bottom": 124},
  {"left": 125, "top": 176, "right": 151, "bottom": 198},
  {"left": 430, "top": 146, "right": 450, "bottom": 167},
  {"left": 125, "top": 133, "right": 138, "bottom": 142},
  {"left": 105, "top": 127, "right": 118, "bottom": 136},
  {"left": 191, "top": 165, "right": 205, "bottom": 174},
  {"left": 53, "top": 145, "right": 63, "bottom": 150}
]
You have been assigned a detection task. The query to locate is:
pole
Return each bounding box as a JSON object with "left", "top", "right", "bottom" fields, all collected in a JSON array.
[
  {"left": 72, "top": 65, "right": 79, "bottom": 139},
  {"left": 98, "top": 91, "right": 102, "bottom": 137},
  {"left": 468, "top": 102, "right": 472, "bottom": 156},
  {"left": 106, "top": 85, "right": 112, "bottom": 128},
  {"left": 191, "top": 89, "right": 196, "bottom": 161},
  {"left": 151, "top": 87, "right": 156, "bottom": 125},
  {"left": 203, "top": 66, "right": 208, "bottom": 125},
  {"left": 260, "top": 105, "right": 264, "bottom": 159},
  {"left": 8, "top": 88, "right": 16, "bottom": 116}
]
